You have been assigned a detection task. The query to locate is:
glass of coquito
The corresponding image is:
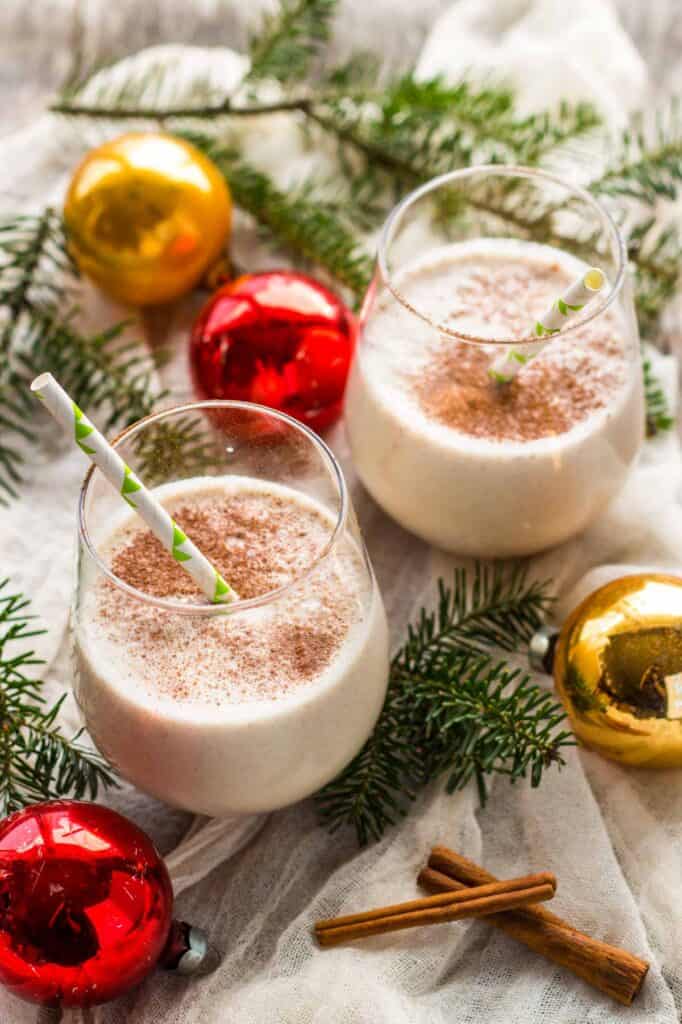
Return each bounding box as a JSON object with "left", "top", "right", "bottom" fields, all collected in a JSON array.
[
  {"left": 72, "top": 402, "right": 389, "bottom": 815},
  {"left": 345, "top": 166, "right": 644, "bottom": 557}
]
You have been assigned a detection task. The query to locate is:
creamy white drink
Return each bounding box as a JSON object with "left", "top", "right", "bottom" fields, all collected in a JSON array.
[
  {"left": 74, "top": 476, "right": 389, "bottom": 816},
  {"left": 346, "top": 239, "right": 643, "bottom": 557}
]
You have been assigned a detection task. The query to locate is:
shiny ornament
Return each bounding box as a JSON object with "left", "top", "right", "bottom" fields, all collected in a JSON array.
[
  {"left": 0, "top": 801, "right": 209, "bottom": 1013},
  {"left": 190, "top": 271, "right": 355, "bottom": 431},
  {"left": 64, "top": 132, "right": 232, "bottom": 306},
  {"left": 532, "top": 574, "right": 682, "bottom": 768}
]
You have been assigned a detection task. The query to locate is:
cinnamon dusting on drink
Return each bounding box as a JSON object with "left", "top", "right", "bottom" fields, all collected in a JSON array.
[
  {"left": 403, "top": 256, "right": 626, "bottom": 442},
  {"left": 415, "top": 331, "right": 623, "bottom": 442},
  {"left": 94, "top": 485, "right": 363, "bottom": 706},
  {"left": 110, "top": 492, "right": 327, "bottom": 600}
]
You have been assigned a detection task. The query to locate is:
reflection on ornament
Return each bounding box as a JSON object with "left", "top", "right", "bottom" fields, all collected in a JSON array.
[
  {"left": 190, "top": 271, "right": 355, "bottom": 431},
  {"left": 0, "top": 801, "right": 213, "bottom": 1016},
  {"left": 533, "top": 574, "right": 682, "bottom": 767},
  {"left": 64, "top": 132, "right": 231, "bottom": 306}
]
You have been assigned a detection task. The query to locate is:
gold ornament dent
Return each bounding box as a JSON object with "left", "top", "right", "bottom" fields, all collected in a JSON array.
[
  {"left": 64, "top": 132, "right": 232, "bottom": 306},
  {"left": 554, "top": 573, "right": 682, "bottom": 767}
]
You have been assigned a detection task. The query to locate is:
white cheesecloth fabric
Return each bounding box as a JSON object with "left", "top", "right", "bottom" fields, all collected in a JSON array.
[{"left": 0, "top": 0, "right": 681, "bottom": 1020}]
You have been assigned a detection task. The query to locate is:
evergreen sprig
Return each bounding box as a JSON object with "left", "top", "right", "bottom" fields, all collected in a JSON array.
[
  {"left": 590, "top": 99, "right": 682, "bottom": 204},
  {"left": 403, "top": 655, "right": 570, "bottom": 801},
  {"left": 398, "top": 564, "right": 554, "bottom": 668},
  {"left": 628, "top": 217, "right": 681, "bottom": 341},
  {"left": 643, "top": 353, "right": 674, "bottom": 437},
  {"left": 0, "top": 579, "right": 117, "bottom": 816},
  {"left": 0, "top": 210, "right": 72, "bottom": 324},
  {"left": 247, "top": 0, "right": 337, "bottom": 84},
  {"left": 0, "top": 210, "right": 163, "bottom": 502},
  {"left": 179, "top": 130, "right": 373, "bottom": 300},
  {"left": 316, "top": 564, "right": 571, "bottom": 845},
  {"left": 305, "top": 81, "right": 600, "bottom": 192},
  {"left": 50, "top": 0, "right": 340, "bottom": 120}
]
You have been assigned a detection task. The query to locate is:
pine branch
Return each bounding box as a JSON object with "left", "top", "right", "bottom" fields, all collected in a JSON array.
[
  {"left": 402, "top": 656, "right": 570, "bottom": 797},
  {"left": 0, "top": 375, "right": 32, "bottom": 501},
  {"left": 50, "top": 60, "right": 373, "bottom": 122},
  {"left": 51, "top": 0, "right": 339, "bottom": 119},
  {"left": 589, "top": 99, "right": 682, "bottom": 204},
  {"left": 51, "top": 88, "right": 325, "bottom": 121},
  {"left": 0, "top": 210, "right": 73, "bottom": 328},
  {"left": 52, "top": 54, "right": 236, "bottom": 121},
  {"left": 247, "top": 0, "right": 337, "bottom": 84},
  {"left": 316, "top": 565, "right": 569, "bottom": 845},
  {"left": 0, "top": 579, "right": 117, "bottom": 817},
  {"left": 0, "top": 211, "right": 163, "bottom": 503},
  {"left": 643, "top": 353, "right": 674, "bottom": 437},
  {"left": 307, "top": 79, "right": 600, "bottom": 189},
  {"left": 397, "top": 563, "right": 554, "bottom": 672},
  {"left": 587, "top": 102, "right": 682, "bottom": 336},
  {"left": 305, "top": 84, "right": 679, "bottom": 335},
  {"left": 512, "top": 101, "right": 603, "bottom": 164},
  {"left": 628, "top": 217, "right": 682, "bottom": 340},
  {"left": 179, "top": 131, "right": 373, "bottom": 301}
]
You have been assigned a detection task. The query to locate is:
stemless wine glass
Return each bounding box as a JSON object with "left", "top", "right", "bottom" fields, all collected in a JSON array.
[
  {"left": 345, "top": 166, "right": 644, "bottom": 557},
  {"left": 72, "top": 401, "right": 389, "bottom": 816}
]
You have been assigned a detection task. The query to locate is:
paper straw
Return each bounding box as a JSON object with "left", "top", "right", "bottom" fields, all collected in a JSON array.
[
  {"left": 488, "top": 267, "right": 606, "bottom": 385},
  {"left": 31, "top": 373, "right": 236, "bottom": 605}
]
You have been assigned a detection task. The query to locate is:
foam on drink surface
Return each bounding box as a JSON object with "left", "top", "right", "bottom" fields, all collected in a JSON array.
[
  {"left": 83, "top": 477, "right": 367, "bottom": 709},
  {"left": 364, "top": 239, "right": 630, "bottom": 445}
]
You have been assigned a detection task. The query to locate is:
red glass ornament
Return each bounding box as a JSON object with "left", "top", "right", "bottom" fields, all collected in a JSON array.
[
  {"left": 190, "top": 271, "right": 355, "bottom": 431},
  {"left": 0, "top": 801, "right": 173, "bottom": 1009}
]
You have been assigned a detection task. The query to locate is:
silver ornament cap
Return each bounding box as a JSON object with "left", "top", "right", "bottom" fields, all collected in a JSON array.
[{"left": 529, "top": 625, "right": 559, "bottom": 674}]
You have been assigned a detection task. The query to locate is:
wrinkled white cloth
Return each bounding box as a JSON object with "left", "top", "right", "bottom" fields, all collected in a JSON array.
[
  {"left": 1, "top": 0, "right": 681, "bottom": 1021},
  {"left": 416, "top": 0, "right": 647, "bottom": 123}
]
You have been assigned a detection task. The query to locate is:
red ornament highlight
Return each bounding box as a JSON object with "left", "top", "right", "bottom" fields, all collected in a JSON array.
[
  {"left": 190, "top": 271, "right": 355, "bottom": 431},
  {"left": 0, "top": 801, "right": 173, "bottom": 1009}
]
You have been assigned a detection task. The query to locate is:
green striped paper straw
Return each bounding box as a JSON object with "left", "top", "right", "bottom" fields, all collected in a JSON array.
[
  {"left": 488, "top": 267, "right": 606, "bottom": 385},
  {"left": 31, "top": 373, "right": 236, "bottom": 605}
]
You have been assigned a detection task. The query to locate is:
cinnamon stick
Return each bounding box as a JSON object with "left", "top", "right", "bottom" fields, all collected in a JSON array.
[
  {"left": 315, "top": 873, "right": 555, "bottom": 948},
  {"left": 420, "top": 847, "right": 648, "bottom": 1006}
]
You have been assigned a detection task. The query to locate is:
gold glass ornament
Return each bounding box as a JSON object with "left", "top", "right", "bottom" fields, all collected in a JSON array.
[
  {"left": 531, "top": 574, "right": 682, "bottom": 768},
  {"left": 64, "top": 132, "right": 232, "bottom": 306}
]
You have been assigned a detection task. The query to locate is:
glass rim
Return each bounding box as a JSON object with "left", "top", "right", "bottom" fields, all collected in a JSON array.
[
  {"left": 375, "top": 164, "right": 628, "bottom": 347},
  {"left": 78, "top": 399, "right": 350, "bottom": 617}
]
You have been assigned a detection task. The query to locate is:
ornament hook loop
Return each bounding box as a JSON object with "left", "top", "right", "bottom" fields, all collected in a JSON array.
[
  {"left": 160, "top": 921, "right": 220, "bottom": 976},
  {"left": 529, "top": 625, "right": 559, "bottom": 674}
]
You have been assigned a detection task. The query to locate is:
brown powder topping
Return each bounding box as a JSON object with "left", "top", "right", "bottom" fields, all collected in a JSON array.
[
  {"left": 415, "top": 327, "right": 624, "bottom": 442},
  {"left": 110, "top": 491, "right": 326, "bottom": 601},
  {"left": 92, "top": 485, "right": 365, "bottom": 706},
  {"left": 405, "top": 256, "right": 628, "bottom": 443}
]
